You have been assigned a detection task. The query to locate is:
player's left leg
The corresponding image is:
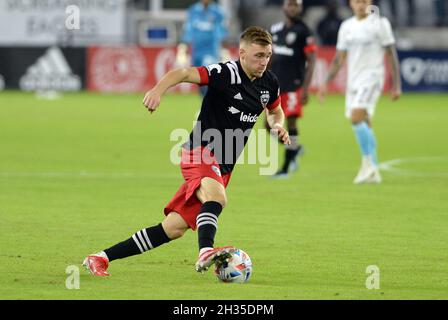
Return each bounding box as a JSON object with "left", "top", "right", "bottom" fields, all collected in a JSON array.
[
  {"left": 365, "top": 118, "right": 382, "bottom": 184},
  {"left": 83, "top": 213, "right": 188, "bottom": 276}
]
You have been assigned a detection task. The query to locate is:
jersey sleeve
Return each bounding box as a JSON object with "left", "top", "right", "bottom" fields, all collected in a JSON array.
[
  {"left": 303, "top": 27, "right": 318, "bottom": 55},
  {"left": 380, "top": 17, "right": 396, "bottom": 47},
  {"left": 336, "top": 22, "right": 348, "bottom": 51},
  {"left": 198, "top": 62, "right": 240, "bottom": 90},
  {"left": 266, "top": 73, "right": 281, "bottom": 111}
]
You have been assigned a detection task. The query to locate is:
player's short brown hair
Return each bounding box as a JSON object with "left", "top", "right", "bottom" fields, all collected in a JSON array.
[{"left": 240, "top": 26, "right": 273, "bottom": 46}]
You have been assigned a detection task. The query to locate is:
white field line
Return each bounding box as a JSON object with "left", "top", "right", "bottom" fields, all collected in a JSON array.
[{"left": 378, "top": 156, "right": 448, "bottom": 177}]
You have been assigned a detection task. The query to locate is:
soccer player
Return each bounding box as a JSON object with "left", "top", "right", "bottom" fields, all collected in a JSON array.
[
  {"left": 83, "top": 27, "right": 290, "bottom": 277},
  {"left": 267, "top": 0, "right": 317, "bottom": 178},
  {"left": 317, "top": 0, "right": 402, "bottom": 184},
  {"left": 177, "top": 0, "right": 229, "bottom": 97}
]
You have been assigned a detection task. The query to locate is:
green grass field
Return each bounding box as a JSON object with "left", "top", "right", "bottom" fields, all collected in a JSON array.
[{"left": 1, "top": 91, "right": 447, "bottom": 300}]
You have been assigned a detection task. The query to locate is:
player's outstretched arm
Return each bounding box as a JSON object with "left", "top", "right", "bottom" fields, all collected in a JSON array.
[
  {"left": 143, "top": 67, "right": 201, "bottom": 113},
  {"left": 385, "top": 45, "right": 402, "bottom": 101},
  {"left": 266, "top": 106, "right": 290, "bottom": 145},
  {"left": 317, "top": 50, "right": 347, "bottom": 104}
]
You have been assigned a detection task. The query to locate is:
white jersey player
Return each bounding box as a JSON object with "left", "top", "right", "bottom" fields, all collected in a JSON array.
[{"left": 318, "top": 0, "right": 402, "bottom": 184}]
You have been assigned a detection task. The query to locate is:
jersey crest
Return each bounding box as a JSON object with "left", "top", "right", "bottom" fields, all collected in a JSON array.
[
  {"left": 286, "top": 32, "right": 297, "bottom": 45},
  {"left": 260, "top": 91, "right": 270, "bottom": 108}
]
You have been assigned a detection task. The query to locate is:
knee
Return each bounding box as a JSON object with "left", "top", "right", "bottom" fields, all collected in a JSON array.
[
  {"left": 196, "top": 178, "right": 228, "bottom": 208},
  {"left": 162, "top": 213, "right": 189, "bottom": 240},
  {"left": 213, "top": 194, "right": 228, "bottom": 209},
  {"left": 202, "top": 192, "right": 227, "bottom": 209},
  {"left": 351, "top": 110, "right": 368, "bottom": 125},
  {"left": 164, "top": 225, "right": 187, "bottom": 240}
]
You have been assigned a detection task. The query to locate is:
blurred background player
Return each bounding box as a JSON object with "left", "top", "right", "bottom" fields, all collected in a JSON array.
[
  {"left": 317, "top": 0, "right": 343, "bottom": 46},
  {"left": 267, "top": 0, "right": 317, "bottom": 178},
  {"left": 318, "top": 0, "right": 402, "bottom": 184},
  {"left": 177, "top": 0, "right": 229, "bottom": 97}
]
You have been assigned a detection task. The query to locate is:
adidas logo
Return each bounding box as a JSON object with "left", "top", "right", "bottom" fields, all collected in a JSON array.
[
  {"left": 228, "top": 106, "right": 240, "bottom": 114},
  {"left": 234, "top": 93, "right": 243, "bottom": 100},
  {"left": 19, "top": 46, "right": 81, "bottom": 92}
]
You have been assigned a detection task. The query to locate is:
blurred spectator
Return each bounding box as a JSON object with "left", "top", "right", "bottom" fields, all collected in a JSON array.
[
  {"left": 178, "top": 0, "right": 228, "bottom": 96},
  {"left": 435, "top": 0, "right": 448, "bottom": 27},
  {"left": 265, "top": 0, "right": 283, "bottom": 5},
  {"left": 317, "top": 0, "right": 343, "bottom": 45},
  {"left": 265, "top": 0, "right": 328, "bottom": 12},
  {"left": 238, "top": 0, "right": 266, "bottom": 30},
  {"left": 375, "top": 0, "right": 416, "bottom": 26}
]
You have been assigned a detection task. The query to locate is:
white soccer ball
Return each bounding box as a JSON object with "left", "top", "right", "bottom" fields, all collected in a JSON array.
[{"left": 214, "top": 249, "right": 253, "bottom": 284}]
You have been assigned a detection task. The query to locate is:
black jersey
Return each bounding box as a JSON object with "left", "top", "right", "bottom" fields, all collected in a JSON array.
[
  {"left": 270, "top": 19, "right": 317, "bottom": 92},
  {"left": 183, "top": 60, "right": 281, "bottom": 174}
]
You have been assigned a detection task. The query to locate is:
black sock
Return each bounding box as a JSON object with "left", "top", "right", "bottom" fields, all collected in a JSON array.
[
  {"left": 281, "top": 129, "right": 299, "bottom": 173},
  {"left": 104, "top": 223, "right": 171, "bottom": 262},
  {"left": 197, "top": 201, "right": 223, "bottom": 251}
]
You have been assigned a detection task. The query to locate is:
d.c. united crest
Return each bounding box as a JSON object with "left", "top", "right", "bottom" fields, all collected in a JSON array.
[{"left": 260, "top": 91, "right": 270, "bottom": 108}]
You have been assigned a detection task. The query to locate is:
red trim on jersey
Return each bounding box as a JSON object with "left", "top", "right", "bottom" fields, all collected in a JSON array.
[
  {"left": 197, "top": 67, "right": 209, "bottom": 85},
  {"left": 267, "top": 96, "right": 281, "bottom": 111},
  {"left": 304, "top": 44, "right": 318, "bottom": 54}
]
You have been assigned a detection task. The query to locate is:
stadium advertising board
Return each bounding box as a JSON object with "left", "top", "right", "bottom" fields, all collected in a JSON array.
[
  {"left": 87, "top": 46, "right": 197, "bottom": 93},
  {"left": 0, "top": 0, "right": 126, "bottom": 46},
  {"left": 88, "top": 46, "right": 448, "bottom": 93},
  {"left": 87, "top": 46, "right": 393, "bottom": 94},
  {"left": 0, "top": 47, "right": 86, "bottom": 91},
  {"left": 399, "top": 51, "right": 448, "bottom": 92}
]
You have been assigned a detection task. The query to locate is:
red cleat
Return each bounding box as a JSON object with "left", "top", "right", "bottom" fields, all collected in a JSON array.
[
  {"left": 83, "top": 255, "right": 110, "bottom": 277},
  {"left": 195, "top": 246, "right": 236, "bottom": 273}
]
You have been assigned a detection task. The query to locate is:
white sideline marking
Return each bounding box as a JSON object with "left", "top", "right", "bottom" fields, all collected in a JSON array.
[{"left": 379, "top": 156, "right": 448, "bottom": 177}]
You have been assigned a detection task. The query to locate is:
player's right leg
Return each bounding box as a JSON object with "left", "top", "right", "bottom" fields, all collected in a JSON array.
[
  {"left": 271, "top": 90, "right": 304, "bottom": 178},
  {"left": 83, "top": 212, "right": 188, "bottom": 276},
  {"left": 348, "top": 81, "right": 382, "bottom": 184},
  {"left": 351, "top": 109, "right": 378, "bottom": 184},
  {"left": 194, "top": 177, "right": 235, "bottom": 272},
  {"left": 280, "top": 116, "right": 304, "bottom": 175}
]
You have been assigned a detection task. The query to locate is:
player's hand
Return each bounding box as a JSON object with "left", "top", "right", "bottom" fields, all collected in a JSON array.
[
  {"left": 271, "top": 123, "right": 291, "bottom": 145},
  {"left": 391, "top": 87, "right": 402, "bottom": 101},
  {"left": 143, "top": 89, "right": 161, "bottom": 114},
  {"left": 317, "top": 83, "right": 328, "bottom": 104},
  {"left": 301, "top": 90, "right": 310, "bottom": 105}
]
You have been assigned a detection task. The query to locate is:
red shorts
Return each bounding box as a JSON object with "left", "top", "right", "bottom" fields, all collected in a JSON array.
[
  {"left": 164, "top": 147, "right": 232, "bottom": 231},
  {"left": 281, "top": 88, "right": 304, "bottom": 118}
]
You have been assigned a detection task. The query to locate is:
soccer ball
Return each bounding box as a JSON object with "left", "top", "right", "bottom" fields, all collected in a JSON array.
[{"left": 214, "top": 249, "right": 253, "bottom": 284}]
